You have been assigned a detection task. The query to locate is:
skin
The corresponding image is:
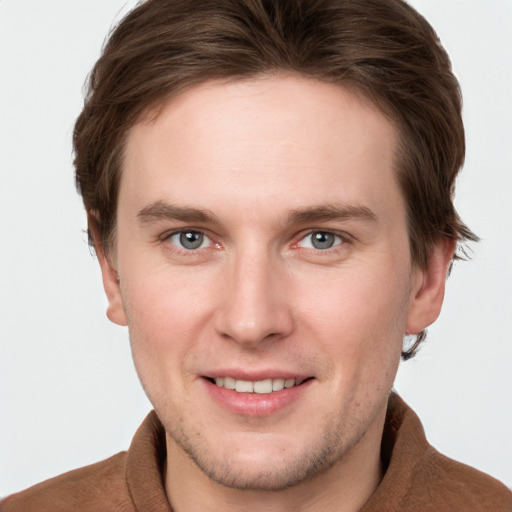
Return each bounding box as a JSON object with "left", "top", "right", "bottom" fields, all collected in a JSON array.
[{"left": 95, "top": 75, "right": 454, "bottom": 512}]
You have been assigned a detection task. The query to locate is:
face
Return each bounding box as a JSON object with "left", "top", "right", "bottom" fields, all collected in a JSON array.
[{"left": 99, "top": 75, "right": 449, "bottom": 491}]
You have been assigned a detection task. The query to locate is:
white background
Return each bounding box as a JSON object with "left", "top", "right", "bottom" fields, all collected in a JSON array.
[{"left": 1, "top": 0, "right": 511, "bottom": 496}]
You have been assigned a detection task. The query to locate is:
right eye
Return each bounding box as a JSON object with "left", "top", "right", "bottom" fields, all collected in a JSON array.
[
  {"left": 296, "top": 231, "right": 344, "bottom": 251},
  {"left": 167, "top": 230, "right": 212, "bottom": 250}
]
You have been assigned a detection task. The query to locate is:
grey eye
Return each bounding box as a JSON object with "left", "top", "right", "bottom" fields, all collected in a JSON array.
[
  {"left": 311, "top": 232, "right": 336, "bottom": 249},
  {"left": 180, "top": 231, "right": 203, "bottom": 249},
  {"left": 169, "top": 230, "right": 208, "bottom": 250},
  {"left": 298, "top": 231, "right": 343, "bottom": 250}
]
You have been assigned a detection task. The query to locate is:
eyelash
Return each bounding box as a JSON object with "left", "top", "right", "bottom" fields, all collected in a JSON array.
[
  {"left": 295, "top": 230, "right": 346, "bottom": 252},
  {"left": 162, "top": 229, "right": 349, "bottom": 255},
  {"left": 162, "top": 229, "right": 216, "bottom": 253}
]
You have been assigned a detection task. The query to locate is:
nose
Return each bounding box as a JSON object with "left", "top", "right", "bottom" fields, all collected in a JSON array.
[{"left": 214, "top": 248, "right": 295, "bottom": 347}]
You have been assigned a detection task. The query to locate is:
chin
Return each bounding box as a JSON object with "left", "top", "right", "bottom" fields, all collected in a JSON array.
[
  {"left": 170, "top": 423, "right": 346, "bottom": 491},
  {"left": 190, "top": 451, "right": 338, "bottom": 491}
]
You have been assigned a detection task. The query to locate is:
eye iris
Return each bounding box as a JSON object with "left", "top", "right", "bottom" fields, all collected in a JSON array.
[
  {"left": 180, "top": 231, "right": 203, "bottom": 249},
  {"left": 311, "top": 232, "right": 335, "bottom": 249}
]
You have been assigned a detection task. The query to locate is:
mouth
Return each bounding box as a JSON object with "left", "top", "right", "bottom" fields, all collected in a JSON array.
[
  {"left": 203, "top": 374, "right": 315, "bottom": 416},
  {"left": 205, "top": 376, "right": 312, "bottom": 395}
]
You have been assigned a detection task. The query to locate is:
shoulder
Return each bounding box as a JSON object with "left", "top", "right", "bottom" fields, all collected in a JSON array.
[
  {"left": 413, "top": 446, "right": 512, "bottom": 511},
  {"left": 366, "top": 393, "right": 512, "bottom": 511},
  {"left": 1, "top": 411, "right": 170, "bottom": 512},
  {"left": 362, "top": 394, "right": 512, "bottom": 511},
  {"left": 0, "top": 452, "right": 135, "bottom": 512}
]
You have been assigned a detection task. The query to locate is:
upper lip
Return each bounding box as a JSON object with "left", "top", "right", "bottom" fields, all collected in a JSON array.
[{"left": 202, "top": 369, "right": 313, "bottom": 382}]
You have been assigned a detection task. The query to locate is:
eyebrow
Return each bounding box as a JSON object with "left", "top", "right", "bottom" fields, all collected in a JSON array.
[
  {"left": 137, "top": 200, "right": 377, "bottom": 227},
  {"left": 137, "top": 201, "right": 220, "bottom": 226},
  {"left": 286, "top": 204, "right": 377, "bottom": 225}
]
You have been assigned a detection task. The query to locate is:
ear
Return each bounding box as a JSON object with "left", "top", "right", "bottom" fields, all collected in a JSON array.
[
  {"left": 88, "top": 215, "right": 127, "bottom": 327},
  {"left": 406, "top": 238, "right": 456, "bottom": 335}
]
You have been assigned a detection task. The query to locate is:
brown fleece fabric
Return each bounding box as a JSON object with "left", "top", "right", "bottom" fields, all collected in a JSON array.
[{"left": 2, "top": 394, "right": 511, "bottom": 512}]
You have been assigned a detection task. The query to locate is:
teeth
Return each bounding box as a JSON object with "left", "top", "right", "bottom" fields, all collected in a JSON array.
[
  {"left": 272, "top": 378, "right": 285, "bottom": 391},
  {"left": 223, "top": 377, "right": 235, "bottom": 390},
  {"left": 212, "top": 377, "right": 299, "bottom": 394},
  {"left": 284, "top": 378, "right": 295, "bottom": 389},
  {"left": 235, "top": 380, "right": 254, "bottom": 393},
  {"left": 253, "top": 379, "right": 272, "bottom": 394}
]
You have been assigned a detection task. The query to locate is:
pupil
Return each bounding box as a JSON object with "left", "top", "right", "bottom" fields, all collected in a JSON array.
[
  {"left": 180, "top": 231, "right": 203, "bottom": 249},
  {"left": 312, "top": 232, "right": 334, "bottom": 249}
]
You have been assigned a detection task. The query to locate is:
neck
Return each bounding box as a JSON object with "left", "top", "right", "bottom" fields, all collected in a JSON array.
[{"left": 164, "top": 407, "right": 386, "bottom": 512}]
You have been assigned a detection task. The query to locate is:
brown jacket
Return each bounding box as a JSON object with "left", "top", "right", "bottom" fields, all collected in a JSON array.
[{"left": 2, "top": 394, "right": 511, "bottom": 511}]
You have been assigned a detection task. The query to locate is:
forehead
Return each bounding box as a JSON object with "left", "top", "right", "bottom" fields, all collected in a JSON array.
[{"left": 120, "top": 75, "right": 402, "bottom": 225}]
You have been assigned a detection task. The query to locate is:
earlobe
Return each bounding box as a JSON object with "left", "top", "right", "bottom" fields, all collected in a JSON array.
[
  {"left": 406, "top": 239, "right": 456, "bottom": 335},
  {"left": 88, "top": 216, "right": 128, "bottom": 327},
  {"left": 97, "top": 248, "right": 128, "bottom": 327}
]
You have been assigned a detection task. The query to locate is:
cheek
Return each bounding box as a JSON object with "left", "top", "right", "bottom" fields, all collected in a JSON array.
[
  {"left": 120, "top": 267, "right": 214, "bottom": 378},
  {"left": 297, "top": 263, "right": 410, "bottom": 366},
  {"left": 123, "top": 261, "right": 213, "bottom": 328}
]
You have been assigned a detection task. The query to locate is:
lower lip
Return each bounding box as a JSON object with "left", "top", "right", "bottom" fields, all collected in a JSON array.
[{"left": 203, "top": 378, "right": 313, "bottom": 417}]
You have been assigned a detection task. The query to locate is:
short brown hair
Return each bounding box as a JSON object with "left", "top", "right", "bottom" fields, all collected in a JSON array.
[{"left": 73, "top": 0, "right": 477, "bottom": 358}]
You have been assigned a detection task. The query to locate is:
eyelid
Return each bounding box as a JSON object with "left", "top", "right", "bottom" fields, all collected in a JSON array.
[
  {"left": 161, "top": 228, "right": 216, "bottom": 250},
  {"left": 294, "top": 229, "right": 350, "bottom": 251},
  {"left": 159, "top": 227, "right": 350, "bottom": 253},
  {"left": 161, "top": 227, "right": 204, "bottom": 240}
]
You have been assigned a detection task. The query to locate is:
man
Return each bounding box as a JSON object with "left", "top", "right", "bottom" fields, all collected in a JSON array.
[{"left": 1, "top": 0, "right": 511, "bottom": 510}]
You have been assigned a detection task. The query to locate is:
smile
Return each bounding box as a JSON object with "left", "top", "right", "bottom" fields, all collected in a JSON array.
[{"left": 209, "top": 377, "right": 307, "bottom": 394}]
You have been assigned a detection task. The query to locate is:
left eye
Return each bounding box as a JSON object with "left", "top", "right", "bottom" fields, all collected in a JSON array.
[
  {"left": 169, "top": 230, "right": 211, "bottom": 250},
  {"left": 298, "top": 231, "right": 343, "bottom": 250}
]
